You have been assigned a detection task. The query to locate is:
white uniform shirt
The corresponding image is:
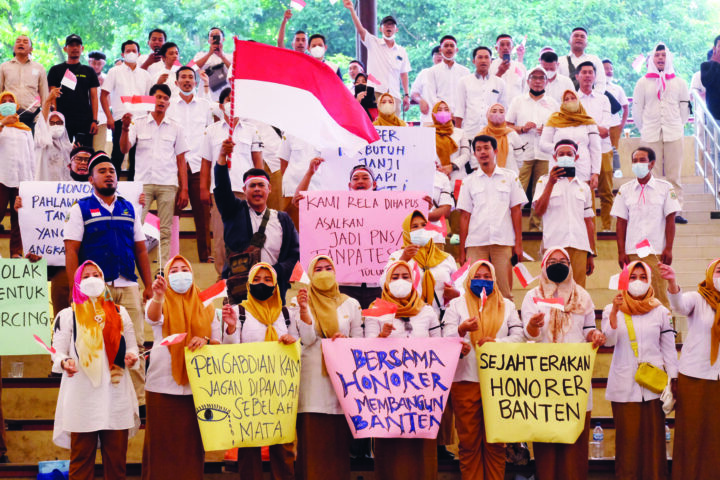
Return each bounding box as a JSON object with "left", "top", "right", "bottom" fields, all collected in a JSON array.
[
  {"left": 191, "top": 51, "right": 232, "bottom": 101},
  {"left": 221, "top": 304, "right": 292, "bottom": 344},
  {"left": 166, "top": 95, "right": 214, "bottom": 174},
  {"left": 502, "top": 130, "right": 523, "bottom": 174},
  {"left": 442, "top": 128, "right": 472, "bottom": 181},
  {"left": 610, "top": 176, "right": 681, "bottom": 254},
  {"left": 279, "top": 134, "right": 322, "bottom": 197},
  {"left": 201, "top": 119, "right": 262, "bottom": 192},
  {"left": 444, "top": 296, "right": 525, "bottom": 382},
  {"left": 489, "top": 59, "right": 527, "bottom": 104},
  {"left": 364, "top": 305, "right": 440, "bottom": 339},
  {"left": 545, "top": 73, "right": 576, "bottom": 104},
  {"left": 558, "top": 52, "right": 607, "bottom": 93},
  {"left": 602, "top": 303, "right": 678, "bottom": 402},
  {"left": 249, "top": 208, "right": 283, "bottom": 266},
  {"left": 579, "top": 89, "right": 612, "bottom": 154},
  {"left": 0, "top": 125, "right": 34, "bottom": 187},
  {"left": 506, "top": 93, "right": 559, "bottom": 162},
  {"left": 410, "top": 67, "right": 433, "bottom": 124},
  {"left": 690, "top": 71, "right": 706, "bottom": 99},
  {"left": 423, "top": 61, "right": 472, "bottom": 114},
  {"left": 456, "top": 73, "right": 507, "bottom": 137},
  {"left": 540, "top": 124, "right": 601, "bottom": 182},
  {"left": 101, "top": 63, "right": 153, "bottom": 119},
  {"left": 632, "top": 76, "right": 690, "bottom": 143},
  {"left": 126, "top": 114, "right": 189, "bottom": 186},
  {"left": 606, "top": 81, "right": 629, "bottom": 127},
  {"left": 669, "top": 290, "right": 720, "bottom": 380},
  {"left": 533, "top": 175, "right": 594, "bottom": 253},
  {"left": 248, "top": 120, "right": 283, "bottom": 173},
  {"left": 456, "top": 166, "right": 527, "bottom": 247},
  {"left": 431, "top": 170, "right": 455, "bottom": 239},
  {"left": 360, "top": 34, "right": 411, "bottom": 100},
  {"left": 151, "top": 65, "right": 181, "bottom": 97}
]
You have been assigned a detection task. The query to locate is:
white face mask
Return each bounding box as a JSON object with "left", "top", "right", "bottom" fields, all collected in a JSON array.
[
  {"left": 50, "top": 124, "right": 66, "bottom": 139},
  {"left": 378, "top": 103, "right": 395, "bottom": 115},
  {"left": 124, "top": 52, "right": 138, "bottom": 64},
  {"left": 409, "top": 229, "right": 432, "bottom": 246},
  {"left": 388, "top": 279, "right": 412, "bottom": 299},
  {"left": 309, "top": 46, "right": 326, "bottom": 59},
  {"left": 168, "top": 271, "right": 193, "bottom": 294},
  {"left": 714, "top": 277, "right": 720, "bottom": 292},
  {"left": 383, "top": 33, "right": 396, "bottom": 41},
  {"left": 628, "top": 280, "right": 650, "bottom": 297},
  {"left": 442, "top": 52, "right": 456, "bottom": 61},
  {"left": 556, "top": 155, "right": 575, "bottom": 168},
  {"left": 79, "top": 277, "right": 106, "bottom": 298},
  {"left": 546, "top": 69, "right": 557, "bottom": 79}
]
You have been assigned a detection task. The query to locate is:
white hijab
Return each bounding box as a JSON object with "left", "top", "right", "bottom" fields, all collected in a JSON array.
[
  {"left": 34, "top": 111, "right": 73, "bottom": 181},
  {"left": 645, "top": 42, "right": 676, "bottom": 100}
]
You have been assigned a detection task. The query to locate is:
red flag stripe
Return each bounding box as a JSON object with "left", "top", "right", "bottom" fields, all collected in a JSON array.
[{"left": 199, "top": 280, "right": 227, "bottom": 303}]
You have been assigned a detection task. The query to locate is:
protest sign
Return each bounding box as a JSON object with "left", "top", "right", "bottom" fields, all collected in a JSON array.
[
  {"left": 18, "top": 181, "right": 143, "bottom": 266},
  {"left": 0, "top": 259, "right": 50, "bottom": 355},
  {"left": 321, "top": 337, "right": 462, "bottom": 439},
  {"left": 298, "top": 190, "right": 426, "bottom": 283},
  {"left": 185, "top": 342, "right": 301, "bottom": 451},
  {"left": 477, "top": 342, "right": 596, "bottom": 443},
  {"left": 316, "top": 126, "right": 436, "bottom": 194}
]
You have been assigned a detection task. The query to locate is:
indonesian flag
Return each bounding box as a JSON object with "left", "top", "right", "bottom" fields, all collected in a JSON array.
[
  {"left": 635, "top": 239, "right": 654, "bottom": 258},
  {"left": 608, "top": 265, "right": 631, "bottom": 291},
  {"left": 479, "top": 288, "right": 487, "bottom": 312},
  {"left": 454, "top": 179, "right": 463, "bottom": 200},
  {"left": 533, "top": 297, "right": 565, "bottom": 311},
  {"left": 367, "top": 73, "right": 382, "bottom": 87},
  {"left": 513, "top": 263, "right": 538, "bottom": 288},
  {"left": 232, "top": 39, "right": 379, "bottom": 152},
  {"left": 451, "top": 261, "right": 471, "bottom": 287},
  {"left": 33, "top": 334, "right": 56, "bottom": 355},
  {"left": 290, "top": 0, "right": 305, "bottom": 10},
  {"left": 142, "top": 213, "right": 161, "bottom": 240},
  {"left": 199, "top": 280, "right": 227, "bottom": 307},
  {"left": 187, "top": 60, "right": 199, "bottom": 72},
  {"left": 362, "top": 299, "right": 398, "bottom": 324},
  {"left": 425, "top": 221, "right": 447, "bottom": 238},
  {"left": 289, "top": 261, "right": 311, "bottom": 284},
  {"left": 159, "top": 333, "right": 187, "bottom": 346},
  {"left": 411, "top": 262, "right": 422, "bottom": 291},
  {"left": 121, "top": 95, "right": 156, "bottom": 112},
  {"left": 61, "top": 69, "right": 77, "bottom": 90}
]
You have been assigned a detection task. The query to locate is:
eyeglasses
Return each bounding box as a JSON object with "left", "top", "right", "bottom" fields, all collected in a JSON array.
[
  {"left": 72, "top": 156, "right": 91, "bottom": 164},
  {"left": 529, "top": 75, "right": 546, "bottom": 80},
  {"left": 546, "top": 259, "right": 570, "bottom": 267}
]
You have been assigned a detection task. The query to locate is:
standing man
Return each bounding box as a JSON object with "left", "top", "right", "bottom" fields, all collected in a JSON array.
[
  {"left": 410, "top": 46, "right": 442, "bottom": 124},
  {"left": 101, "top": 40, "right": 153, "bottom": 180},
  {"left": 457, "top": 135, "right": 527, "bottom": 299},
  {"left": 603, "top": 59, "right": 629, "bottom": 175},
  {"left": 506, "top": 65, "right": 559, "bottom": 231},
  {"left": 456, "top": 46, "right": 507, "bottom": 137},
  {"left": 423, "top": 35, "right": 471, "bottom": 118},
  {"left": 277, "top": 9, "right": 308, "bottom": 53},
  {"left": 540, "top": 50, "right": 575, "bottom": 104},
  {"left": 0, "top": 35, "right": 48, "bottom": 132},
  {"left": 532, "top": 140, "right": 595, "bottom": 286},
  {"left": 558, "top": 27, "right": 607, "bottom": 93},
  {"left": 119, "top": 84, "right": 189, "bottom": 269},
  {"left": 307, "top": 34, "right": 343, "bottom": 79},
  {"left": 192, "top": 27, "right": 233, "bottom": 101},
  {"left": 47, "top": 35, "right": 99, "bottom": 145},
  {"left": 64, "top": 151, "right": 153, "bottom": 411},
  {"left": 138, "top": 28, "right": 167, "bottom": 74},
  {"left": 343, "top": 0, "right": 411, "bottom": 115},
  {"left": 490, "top": 34, "right": 526, "bottom": 104},
  {"left": 633, "top": 43, "right": 690, "bottom": 224},
  {"left": 701, "top": 35, "right": 720, "bottom": 120},
  {"left": 88, "top": 51, "right": 108, "bottom": 152},
  {"left": 611, "top": 147, "right": 680, "bottom": 307}
]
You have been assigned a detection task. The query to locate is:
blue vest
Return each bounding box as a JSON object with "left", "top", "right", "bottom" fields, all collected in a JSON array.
[{"left": 78, "top": 195, "right": 137, "bottom": 282}]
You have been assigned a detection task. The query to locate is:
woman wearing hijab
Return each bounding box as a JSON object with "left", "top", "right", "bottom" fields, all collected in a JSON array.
[
  {"left": 0, "top": 90, "right": 35, "bottom": 258},
  {"left": 659, "top": 259, "right": 720, "bottom": 479},
  {"left": 34, "top": 87, "right": 73, "bottom": 181},
  {"left": 365, "top": 260, "right": 440, "bottom": 480},
  {"left": 479, "top": 103, "right": 521, "bottom": 173},
  {"left": 51, "top": 260, "right": 140, "bottom": 480},
  {"left": 373, "top": 93, "right": 407, "bottom": 126},
  {"left": 540, "top": 90, "right": 601, "bottom": 187},
  {"left": 221, "top": 262, "right": 298, "bottom": 480},
  {"left": 445, "top": 260, "right": 525, "bottom": 480},
  {"left": 292, "top": 255, "right": 363, "bottom": 480},
  {"left": 602, "top": 261, "right": 677, "bottom": 480},
  {"left": 521, "top": 247, "right": 605, "bottom": 480},
  {"left": 381, "top": 210, "right": 458, "bottom": 317},
  {"left": 142, "top": 255, "right": 224, "bottom": 480},
  {"left": 428, "top": 101, "right": 470, "bottom": 181}
]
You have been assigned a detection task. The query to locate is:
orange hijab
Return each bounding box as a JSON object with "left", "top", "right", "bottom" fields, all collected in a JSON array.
[
  {"left": 545, "top": 90, "right": 596, "bottom": 128},
  {"left": 464, "top": 260, "right": 506, "bottom": 345},
  {"left": 0, "top": 91, "right": 31, "bottom": 131},
  {"left": 618, "top": 261, "right": 661, "bottom": 316},
  {"left": 698, "top": 258, "right": 720, "bottom": 364},
  {"left": 373, "top": 93, "right": 407, "bottom": 126},
  {"left": 430, "top": 101, "right": 457, "bottom": 166},
  {"left": 479, "top": 103, "right": 514, "bottom": 168},
  {"left": 379, "top": 261, "right": 426, "bottom": 318}
]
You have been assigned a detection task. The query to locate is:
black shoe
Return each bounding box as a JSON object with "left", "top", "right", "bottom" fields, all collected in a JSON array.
[
  {"left": 0, "top": 454, "right": 10, "bottom": 463},
  {"left": 675, "top": 215, "right": 688, "bottom": 224},
  {"left": 138, "top": 404, "right": 146, "bottom": 419},
  {"left": 437, "top": 445, "right": 455, "bottom": 461}
]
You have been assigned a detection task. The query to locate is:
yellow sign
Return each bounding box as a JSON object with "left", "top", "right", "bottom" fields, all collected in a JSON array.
[
  {"left": 476, "top": 342, "right": 596, "bottom": 444},
  {"left": 184, "top": 342, "right": 301, "bottom": 451}
]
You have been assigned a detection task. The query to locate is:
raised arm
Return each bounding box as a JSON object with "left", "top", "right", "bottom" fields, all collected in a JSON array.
[{"left": 343, "top": 0, "right": 368, "bottom": 41}]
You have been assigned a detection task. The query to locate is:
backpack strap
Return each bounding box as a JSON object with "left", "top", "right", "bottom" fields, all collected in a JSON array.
[
  {"left": 624, "top": 312, "right": 639, "bottom": 357},
  {"left": 282, "top": 307, "right": 290, "bottom": 327}
]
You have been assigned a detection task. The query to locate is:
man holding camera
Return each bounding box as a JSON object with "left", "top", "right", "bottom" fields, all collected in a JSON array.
[
  {"left": 139, "top": 28, "right": 167, "bottom": 75},
  {"left": 192, "top": 27, "right": 232, "bottom": 101}
]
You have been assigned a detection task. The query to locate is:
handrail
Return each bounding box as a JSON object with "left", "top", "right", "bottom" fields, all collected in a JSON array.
[{"left": 691, "top": 90, "right": 720, "bottom": 214}]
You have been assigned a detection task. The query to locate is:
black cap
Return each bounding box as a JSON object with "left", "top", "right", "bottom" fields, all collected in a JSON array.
[
  {"left": 88, "top": 151, "right": 112, "bottom": 173},
  {"left": 65, "top": 34, "right": 83, "bottom": 46},
  {"left": 380, "top": 15, "right": 397, "bottom": 26}
]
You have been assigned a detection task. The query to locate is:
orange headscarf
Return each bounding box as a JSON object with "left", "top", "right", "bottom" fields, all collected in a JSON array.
[
  {"left": 479, "top": 103, "right": 514, "bottom": 168},
  {"left": 545, "top": 90, "right": 596, "bottom": 128},
  {"left": 464, "top": 260, "right": 506, "bottom": 345},
  {"left": 618, "top": 261, "right": 661, "bottom": 316},
  {"left": 0, "top": 91, "right": 31, "bottom": 131},
  {"left": 379, "top": 261, "right": 426, "bottom": 318},
  {"left": 401, "top": 210, "right": 449, "bottom": 305},
  {"left": 430, "top": 101, "right": 457, "bottom": 166},
  {"left": 373, "top": 93, "right": 407, "bottom": 127},
  {"left": 240, "top": 263, "right": 283, "bottom": 341},
  {"left": 698, "top": 258, "right": 720, "bottom": 364}
]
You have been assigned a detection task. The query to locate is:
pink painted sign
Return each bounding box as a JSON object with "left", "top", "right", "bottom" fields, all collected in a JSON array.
[{"left": 321, "top": 337, "right": 462, "bottom": 439}]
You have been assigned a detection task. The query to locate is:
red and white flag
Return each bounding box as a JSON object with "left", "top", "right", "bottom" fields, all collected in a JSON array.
[
  {"left": 367, "top": 73, "right": 382, "bottom": 87},
  {"left": 199, "top": 280, "right": 227, "bottom": 307},
  {"left": 61, "top": 69, "right": 77, "bottom": 90},
  {"left": 33, "top": 334, "right": 56, "bottom": 355},
  {"left": 290, "top": 0, "right": 305, "bottom": 10},
  {"left": 635, "top": 239, "right": 654, "bottom": 258},
  {"left": 411, "top": 262, "right": 422, "bottom": 291},
  {"left": 142, "top": 213, "right": 161, "bottom": 240},
  {"left": 159, "top": 333, "right": 187, "bottom": 346},
  {"left": 232, "top": 39, "right": 379, "bottom": 152},
  {"left": 479, "top": 288, "right": 487, "bottom": 312},
  {"left": 533, "top": 297, "right": 565, "bottom": 311},
  {"left": 513, "top": 262, "right": 538, "bottom": 288},
  {"left": 632, "top": 54, "right": 646, "bottom": 73},
  {"left": 121, "top": 95, "right": 156, "bottom": 112},
  {"left": 451, "top": 261, "right": 471, "bottom": 289},
  {"left": 362, "top": 299, "right": 398, "bottom": 324},
  {"left": 289, "top": 261, "right": 311, "bottom": 284},
  {"left": 187, "top": 60, "right": 199, "bottom": 72},
  {"left": 425, "top": 221, "right": 447, "bottom": 239},
  {"left": 609, "top": 264, "right": 631, "bottom": 291}
]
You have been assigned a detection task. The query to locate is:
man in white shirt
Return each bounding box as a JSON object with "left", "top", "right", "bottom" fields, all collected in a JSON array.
[
  {"left": 533, "top": 140, "right": 595, "bottom": 286},
  {"left": 167, "top": 66, "right": 214, "bottom": 263},
  {"left": 506, "top": 65, "right": 560, "bottom": 231},
  {"left": 633, "top": 43, "right": 690, "bottom": 223},
  {"left": 456, "top": 46, "right": 506, "bottom": 137},
  {"left": 558, "top": 27, "right": 607, "bottom": 93},
  {"left": 307, "top": 34, "right": 343, "bottom": 79},
  {"left": 119, "top": 84, "right": 189, "bottom": 268},
  {"left": 410, "top": 46, "right": 441, "bottom": 124},
  {"left": 192, "top": 27, "right": 233, "bottom": 101},
  {"left": 422, "top": 35, "right": 471, "bottom": 118},
  {"left": 88, "top": 51, "right": 108, "bottom": 152},
  {"left": 138, "top": 28, "right": 166, "bottom": 73},
  {"left": 343, "top": 0, "right": 411, "bottom": 114},
  {"left": 100, "top": 40, "right": 153, "bottom": 180},
  {"left": 612, "top": 146, "right": 681, "bottom": 307},
  {"left": 457, "top": 135, "right": 527, "bottom": 299},
  {"left": 602, "top": 59, "right": 629, "bottom": 173},
  {"left": 279, "top": 134, "right": 322, "bottom": 228},
  {"left": 576, "top": 61, "right": 613, "bottom": 231},
  {"left": 540, "top": 50, "right": 575, "bottom": 104},
  {"left": 490, "top": 34, "right": 526, "bottom": 105}
]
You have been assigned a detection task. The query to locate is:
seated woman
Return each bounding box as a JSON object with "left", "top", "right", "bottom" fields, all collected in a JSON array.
[
  {"left": 52, "top": 260, "right": 140, "bottom": 480},
  {"left": 373, "top": 93, "right": 407, "bottom": 127}
]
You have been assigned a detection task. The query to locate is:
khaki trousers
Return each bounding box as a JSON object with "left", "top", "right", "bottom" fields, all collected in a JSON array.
[
  {"left": 628, "top": 253, "right": 669, "bottom": 308},
  {"left": 236, "top": 443, "right": 295, "bottom": 480},
  {"left": 93, "top": 123, "right": 108, "bottom": 153},
  {"left": 598, "top": 151, "right": 614, "bottom": 230},
  {"left": 187, "top": 168, "right": 211, "bottom": 262},
  {"left": 518, "top": 159, "right": 548, "bottom": 231},
  {"left": 642, "top": 134, "right": 684, "bottom": 207},
  {"left": 141, "top": 184, "right": 178, "bottom": 269},
  {"left": 107, "top": 284, "right": 145, "bottom": 405},
  {"left": 266, "top": 164, "right": 284, "bottom": 212},
  {"left": 566, "top": 247, "right": 589, "bottom": 288},
  {"left": 70, "top": 430, "right": 129, "bottom": 480},
  {"left": 466, "top": 245, "right": 513, "bottom": 300}
]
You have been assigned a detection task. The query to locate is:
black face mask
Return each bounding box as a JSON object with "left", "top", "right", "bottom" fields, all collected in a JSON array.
[
  {"left": 96, "top": 186, "right": 117, "bottom": 196},
  {"left": 546, "top": 263, "right": 570, "bottom": 283},
  {"left": 529, "top": 88, "right": 545, "bottom": 96},
  {"left": 70, "top": 170, "right": 89, "bottom": 182},
  {"left": 249, "top": 282, "right": 275, "bottom": 301}
]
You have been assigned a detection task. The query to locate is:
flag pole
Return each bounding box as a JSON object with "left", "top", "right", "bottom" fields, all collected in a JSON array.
[
  {"left": 228, "top": 37, "right": 236, "bottom": 170},
  {"left": 157, "top": 235, "right": 163, "bottom": 276}
]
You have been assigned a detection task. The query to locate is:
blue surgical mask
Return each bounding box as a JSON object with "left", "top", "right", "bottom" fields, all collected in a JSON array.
[
  {"left": 632, "top": 162, "right": 650, "bottom": 179},
  {"left": 409, "top": 229, "right": 432, "bottom": 246},
  {"left": 168, "top": 271, "right": 193, "bottom": 294},
  {"left": 0, "top": 102, "right": 17, "bottom": 117},
  {"left": 469, "top": 279, "right": 493, "bottom": 297},
  {"left": 556, "top": 155, "right": 575, "bottom": 168}
]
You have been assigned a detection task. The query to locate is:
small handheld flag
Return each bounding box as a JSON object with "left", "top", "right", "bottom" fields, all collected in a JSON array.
[
  {"left": 33, "top": 334, "right": 56, "bottom": 355},
  {"left": 61, "top": 69, "right": 77, "bottom": 90},
  {"left": 635, "top": 239, "right": 654, "bottom": 258},
  {"left": 159, "top": 333, "right": 187, "bottom": 346},
  {"left": 199, "top": 280, "right": 227, "bottom": 307}
]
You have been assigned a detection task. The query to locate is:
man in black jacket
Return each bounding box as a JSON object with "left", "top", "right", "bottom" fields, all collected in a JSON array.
[
  {"left": 702, "top": 35, "right": 720, "bottom": 121},
  {"left": 214, "top": 137, "right": 299, "bottom": 302}
]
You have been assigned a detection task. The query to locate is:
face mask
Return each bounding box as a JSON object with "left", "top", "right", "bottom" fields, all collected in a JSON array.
[
  {"left": 79, "top": 276, "right": 106, "bottom": 298},
  {"left": 488, "top": 113, "right": 505, "bottom": 124},
  {"left": 564, "top": 100, "right": 580, "bottom": 112},
  {"left": 249, "top": 282, "right": 275, "bottom": 301},
  {"left": 433, "top": 111, "right": 452, "bottom": 124},
  {"left": 179, "top": 89, "right": 195, "bottom": 97},
  {"left": 379, "top": 103, "right": 395, "bottom": 116},
  {"left": 632, "top": 162, "right": 650, "bottom": 179},
  {"left": 546, "top": 262, "right": 570, "bottom": 283},
  {"left": 309, "top": 46, "right": 326, "bottom": 59},
  {"left": 469, "top": 279, "right": 493, "bottom": 297},
  {"left": 50, "top": 125, "right": 66, "bottom": 139},
  {"left": 70, "top": 170, "right": 89, "bottom": 182},
  {"left": 409, "top": 229, "right": 432, "bottom": 246},
  {"left": 168, "top": 271, "right": 193, "bottom": 294},
  {"left": 124, "top": 52, "right": 138, "bottom": 64},
  {"left": 546, "top": 69, "right": 557, "bottom": 79},
  {"left": 441, "top": 52, "right": 456, "bottom": 62},
  {"left": 714, "top": 277, "right": 720, "bottom": 292},
  {"left": 96, "top": 186, "right": 116, "bottom": 196},
  {"left": 0, "top": 102, "right": 17, "bottom": 117},
  {"left": 529, "top": 88, "right": 545, "bottom": 96},
  {"left": 556, "top": 155, "right": 575, "bottom": 168},
  {"left": 382, "top": 34, "right": 396, "bottom": 41},
  {"left": 311, "top": 270, "right": 336, "bottom": 290},
  {"left": 628, "top": 279, "right": 650, "bottom": 297},
  {"left": 388, "top": 279, "right": 412, "bottom": 299}
]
